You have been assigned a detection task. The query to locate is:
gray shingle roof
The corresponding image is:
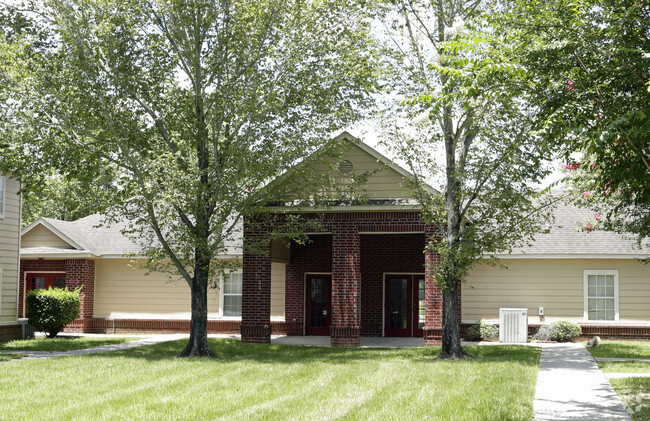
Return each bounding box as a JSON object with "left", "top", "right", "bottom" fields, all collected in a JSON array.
[
  {"left": 24, "top": 214, "right": 243, "bottom": 257},
  {"left": 504, "top": 205, "right": 650, "bottom": 257},
  {"left": 23, "top": 204, "right": 648, "bottom": 258}
]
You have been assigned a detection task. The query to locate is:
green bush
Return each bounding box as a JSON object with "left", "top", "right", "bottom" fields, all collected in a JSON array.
[
  {"left": 465, "top": 320, "right": 499, "bottom": 341},
  {"left": 26, "top": 287, "right": 81, "bottom": 338},
  {"left": 549, "top": 321, "right": 582, "bottom": 342}
]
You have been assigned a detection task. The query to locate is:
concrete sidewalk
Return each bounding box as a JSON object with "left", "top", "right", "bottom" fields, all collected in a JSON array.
[{"left": 534, "top": 343, "right": 631, "bottom": 420}]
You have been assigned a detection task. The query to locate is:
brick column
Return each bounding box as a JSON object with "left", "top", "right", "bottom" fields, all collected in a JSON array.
[
  {"left": 65, "top": 259, "right": 95, "bottom": 332},
  {"left": 330, "top": 221, "right": 361, "bottom": 347},
  {"left": 423, "top": 228, "right": 443, "bottom": 346},
  {"left": 241, "top": 221, "right": 272, "bottom": 344}
]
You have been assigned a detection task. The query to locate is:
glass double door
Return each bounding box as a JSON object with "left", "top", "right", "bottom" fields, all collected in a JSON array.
[{"left": 385, "top": 274, "right": 425, "bottom": 337}]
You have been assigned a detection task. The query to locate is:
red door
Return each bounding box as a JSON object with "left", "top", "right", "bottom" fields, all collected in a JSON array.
[
  {"left": 24, "top": 273, "right": 66, "bottom": 317},
  {"left": 385, "top": 275, "right": 425, "bottom": 337},
  {"left": 27, "top": 273, "right": 66, "bottom": 292},
  {"left": 305, "top": 274, "right": 331, "bottom": 336}
]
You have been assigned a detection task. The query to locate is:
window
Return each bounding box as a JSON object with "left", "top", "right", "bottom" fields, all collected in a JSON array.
[
  {"left": 584, "top": 270, "right": 618, "bottom": 321},
  {"left": 0, "top": 175, "right": 5, "bottom": 219},
  {"left": 222, "top": 271, "right": 243, "bottom": 317}
]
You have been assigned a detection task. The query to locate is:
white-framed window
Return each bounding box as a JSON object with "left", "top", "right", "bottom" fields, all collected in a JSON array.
[
  {"left": 0, "top": 175, "right": 5, "bottom": 219},
  {"left": 584, "top": 270, "right": 619, "bottom": 321},
  {"left": 222, "top": 271, "right": 243, "bottom": 318}
]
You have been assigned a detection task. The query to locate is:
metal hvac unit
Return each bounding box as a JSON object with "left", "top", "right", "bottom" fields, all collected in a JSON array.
[{"left": 499, "top": 308, "right": 528, "bottom": 343}]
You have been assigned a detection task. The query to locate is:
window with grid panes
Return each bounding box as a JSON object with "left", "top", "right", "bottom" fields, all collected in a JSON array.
[
  {"left": 585, "top": 271, "right": 617, "bottom": 321},
  {"left": 222, "top": 271, "right": 242, "bottom": 317}
]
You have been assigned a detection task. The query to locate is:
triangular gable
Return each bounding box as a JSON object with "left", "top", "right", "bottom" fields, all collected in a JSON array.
[
  {"left": 21, "top": 219, "right": 82, "bottom": 250},
  {"left": 270, "top": 131, "right": 436, "bottom": 204}
]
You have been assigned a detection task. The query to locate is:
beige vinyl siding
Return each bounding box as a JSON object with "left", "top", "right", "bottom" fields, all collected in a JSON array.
[
  {"left": 0, "top": 175, "right": 20, "bottom": 323},
  {"left": 22, "top": 224, "right": 75, "bottom": 249},
  {"left": 271, "top": 262, "right": 285, "bottom": 319},
  {"left": 94, "top": 259, "right": 220, "bottom": 318},
  {"left": 464, "top": 259, "right": 650, "bottom": 324},
  {"left": 287, "top": 144, "right": 413, "bottom": 200}
]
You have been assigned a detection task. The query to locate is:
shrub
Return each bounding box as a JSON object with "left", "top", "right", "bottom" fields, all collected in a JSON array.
[
  {"left": 549, "top": 321, "right": 582, "bottom": 342},
  {"left": 465, "top": 320, "right": 499, "bottom": 341},
  {"left": 26, "top": 287, "right": 81, "bottom": 338},
  {"left": 533, "top": 324, "right": 552, "bottom": 342}
]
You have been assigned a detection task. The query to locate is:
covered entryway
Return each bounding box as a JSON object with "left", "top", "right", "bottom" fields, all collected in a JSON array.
[{"left": 385, "top": 274, "right": 425, "bottom": 337}]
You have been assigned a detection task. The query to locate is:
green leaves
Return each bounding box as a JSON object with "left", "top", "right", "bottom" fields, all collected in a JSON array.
[{"left": 494, "top": 0, "right": 649, "bottom": 247}]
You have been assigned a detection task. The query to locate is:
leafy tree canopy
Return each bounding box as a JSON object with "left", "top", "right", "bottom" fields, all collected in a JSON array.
[
  {"left": 0, "top": 0, "right": 379, "bottom": 356},
  {"left": 378, "top": 0, "right": 558, "bottom": 358},
  {"left": 493, "top": 0, "right": 649, "bottom": 247}
]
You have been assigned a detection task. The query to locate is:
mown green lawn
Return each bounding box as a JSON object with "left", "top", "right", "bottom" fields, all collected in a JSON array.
[
  {"left": 587, "top": 340, "right": 650, "bottom": 420},
  {"left": 586, "top": 340, "right": 650, "bottom": 359},
  {"left": 0, "top": 340, "right": 540, "bottom": 420},
  {"left": 0, "top": 336, "right": 141, "bottom": 352},
  {"left": 0, "top": 353, "right": 25, "bottom": 361},
  {"left": 610, "top": 378, "right": 650, "bottom": 421}
]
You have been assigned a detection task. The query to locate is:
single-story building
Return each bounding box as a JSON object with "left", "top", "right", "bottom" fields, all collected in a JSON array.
[
  {"left": 18, "top": 133, "right": 650, "bottom": 345},
  {"left": 0, "top": 172, "right": 22, "bottom": 340}
]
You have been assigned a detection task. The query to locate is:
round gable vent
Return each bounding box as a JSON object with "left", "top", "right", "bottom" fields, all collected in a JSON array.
[{"left": 338, "top": 159, "right": 354, "bottom": 175}]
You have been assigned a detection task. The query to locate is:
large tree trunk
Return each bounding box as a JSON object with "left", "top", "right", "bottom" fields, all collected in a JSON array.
[
  {"left": 439, "top": 277, "right": 470, "bottom": 359},
  {"left": 178, "top": 275, "right": 217, "bottom": 358}
]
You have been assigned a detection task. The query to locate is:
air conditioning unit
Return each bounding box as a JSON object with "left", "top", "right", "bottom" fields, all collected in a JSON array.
[{"left": 499, "top": 308, "right": 528, "bottom": 343}]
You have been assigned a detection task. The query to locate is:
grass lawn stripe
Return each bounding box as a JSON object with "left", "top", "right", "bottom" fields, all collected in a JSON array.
[
  {"left": 587, "top": 340, "right": 650, "bottom": 359},
  {"left": 598, "top": 361, "right": 650, "bottom": 373},
  {"left": 0, "top": 340, "right": 539, "bottom": 420},
  {"left": 0, "top": 336, "right": 141, "bottom": 352}
]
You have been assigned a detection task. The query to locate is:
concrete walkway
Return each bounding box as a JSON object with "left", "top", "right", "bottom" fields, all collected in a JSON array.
[{"left": 533, "top": 343, "right": 631, "bottom": 420}]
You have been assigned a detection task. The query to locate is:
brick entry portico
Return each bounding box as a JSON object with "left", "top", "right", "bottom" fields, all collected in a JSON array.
[
  {"left": 19, "top": 259, "right": 96, "bottom": 331},
  {"left": 241, "top": 211, "right": 448, "bottom": 347}
]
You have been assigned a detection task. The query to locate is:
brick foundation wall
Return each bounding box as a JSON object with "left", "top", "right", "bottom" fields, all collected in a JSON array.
[
  {"left": 0, "top": 324, "right": 21, "bottom": 341},
  {"left": 63, "top": 318, "right": 292, "bottom": 335},
  {"left": 460, "top": 323, "right": 650, "bottom": 341}
]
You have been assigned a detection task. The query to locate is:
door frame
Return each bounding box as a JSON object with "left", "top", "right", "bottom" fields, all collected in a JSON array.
[
  {"left": 383, "top": 273, "right": 425, "bottom": 338},
  {"left": 304, "top": 273, "right": 332, "bottom": 336}
]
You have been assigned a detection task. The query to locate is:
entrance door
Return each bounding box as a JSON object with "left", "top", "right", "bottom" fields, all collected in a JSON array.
[
  {"left": 305, "top": 274, "right": 331, "bottom": 335},
  {"left": 385, "top": 274, "right": 425, "bottom": 337},
  {"left": 24, "top": 273, "right": 66, "bottom": 316},
  {"left": 27, "top": 273, "right": 66, "bottom": 292}
]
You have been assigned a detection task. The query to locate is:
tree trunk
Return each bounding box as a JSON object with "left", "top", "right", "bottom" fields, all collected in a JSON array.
[
  {"left": 439, "top": 277, "right": 471, "bottom": 359},
  {"left": 178, "top": 274, "right": 217, "bottom": 358}
]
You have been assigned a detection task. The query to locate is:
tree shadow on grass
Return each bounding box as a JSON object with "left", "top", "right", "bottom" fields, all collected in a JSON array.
[{"left": 78, "top": 339, "right": 540, "bottom": 367}]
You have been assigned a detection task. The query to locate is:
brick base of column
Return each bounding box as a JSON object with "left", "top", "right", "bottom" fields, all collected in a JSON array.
[
  {"left": 0, "top": 324, "right": 21, "bottom": 341},
  {"left": 424, "top": 328, "right": 442, "bottom": 346},
  {"left": 330, "top": 326, "right": 360, "bottom": 347},
  {"left": 241, "top": 324, "right": 271, "bottom": 344}
]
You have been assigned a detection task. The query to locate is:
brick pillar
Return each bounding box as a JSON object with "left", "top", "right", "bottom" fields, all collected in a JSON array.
[
  {"left": 241, "top": 221, "right": 272, "bottom": 344},
  {"left": 330, "top": 222, "right": 361, "bottom": 347},
  {"left": 65, "top": 259, "right": 95, "bottom": 332},
  {"left": 285, "top": 263, "right": 305, "bottom": 336},
  {"left": 423, "top": 228, "right": 443, "bottom": 346}
]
